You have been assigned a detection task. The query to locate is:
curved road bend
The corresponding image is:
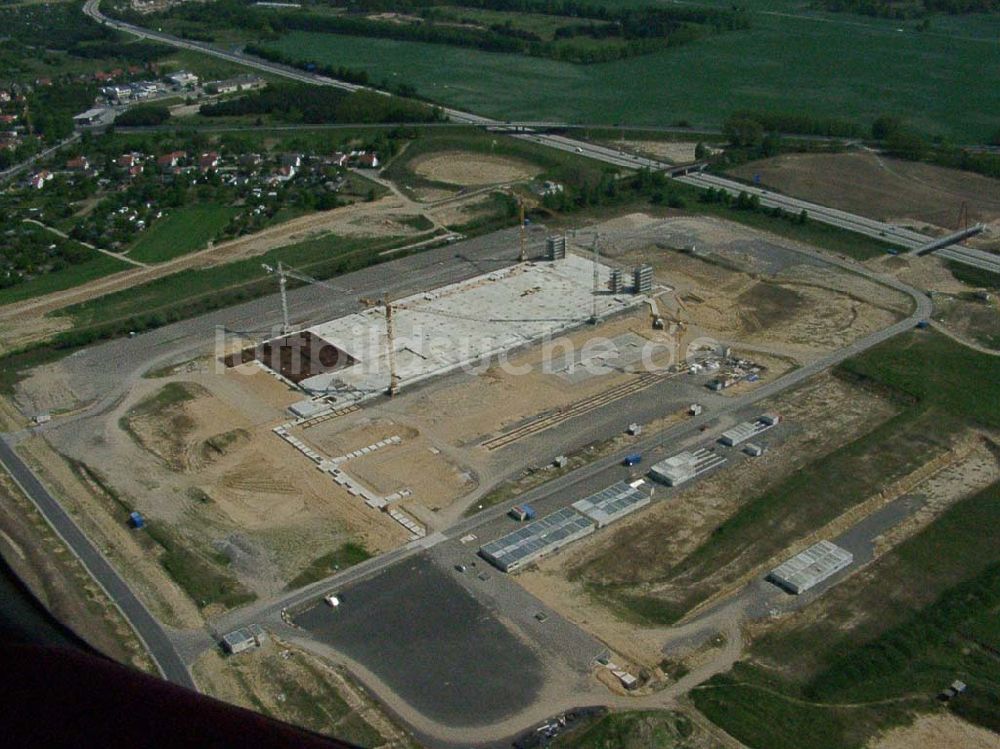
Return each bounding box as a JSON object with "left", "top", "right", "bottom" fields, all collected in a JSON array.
[
  {"left": 85, "top": 0, "right": 999, "bottom": 274},
  {"left": 0, "top": 437, "right": 194, "bottom": 688},
  {"left": 5, "top": 0, "right": 927, "bottom": 700},
  {"left": 214, "top": 245, "right": 932, "bottom": 636}
]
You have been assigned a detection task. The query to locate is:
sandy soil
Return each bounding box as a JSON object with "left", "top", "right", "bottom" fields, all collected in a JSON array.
[
  {"left": 931, "top": 295, "right": 1000, "bottom": 350},
  {"left": 874, "top": 435, "right": 1000, "bottom": 557},
  {"left": 394, "top": 310, "right": 670, "bottom": 446},
  {"left": 428, "top": 192, "right": 501, "bottom": 227},
  {"left": 15, "top": 433, "right": 205, "bottom": 628},
  {"left": 730, "top": 150, "right": 1000, "bottom": 249},
  {"left": 868, "top": 713, "right": 1000, "bottom": 749},
  {"left": 606, "top": 216, "right": 910, "bottom": 361},
  {"left": 615, "top": 140, "right": 702, "bottom": 164},
  {"left": 0, "top": 467, "right": 154, "bottom": 672},
  {"left": 867, "top": 253, "right": 972, "bottom": 296},
  {"left": 411, "top": 151, "right": 542, "bottom": 186},
  {"left": 192, "top": 640, "right": 407, "bottom": 747},
  {"left": 45, "top": 370, "right": 408, "bottom": 600},
  {"left": 518, "top": 374, "right": 899, "bottom": 665}
]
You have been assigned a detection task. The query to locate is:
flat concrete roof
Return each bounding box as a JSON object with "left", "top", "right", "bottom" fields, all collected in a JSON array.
[{"left": 283, "top": 254, "right": 645, "bottom": 401}]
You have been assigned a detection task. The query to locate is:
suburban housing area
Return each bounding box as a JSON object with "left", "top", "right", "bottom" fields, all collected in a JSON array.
[{"left": 1, "top": 2, "right": 999, "bottom": 749}]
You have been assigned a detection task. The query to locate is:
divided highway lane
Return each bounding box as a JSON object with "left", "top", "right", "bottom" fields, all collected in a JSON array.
[
  {"left": 84, "top": 1, "right": 998, "bottom": 273},
  {"left": 677, "top": 172, "right": 930, "bottom": 250},
  {"left": 0, "top": 437, "right": 194, "bottom": 688}
]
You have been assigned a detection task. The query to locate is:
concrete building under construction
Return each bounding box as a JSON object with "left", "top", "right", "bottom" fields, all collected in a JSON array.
[{"left": 254, "top": 254, "right": 647, "bottom": 406}]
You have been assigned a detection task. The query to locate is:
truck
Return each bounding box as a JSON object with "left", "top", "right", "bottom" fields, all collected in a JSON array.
[
  {"left": 623, "top": 453, "right": 642, "bottom": 467},
  {"left": 509, "top": 504, "right": 537, "bottom": 522}
]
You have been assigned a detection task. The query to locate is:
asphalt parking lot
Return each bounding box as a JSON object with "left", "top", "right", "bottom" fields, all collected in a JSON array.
[{"left": 294, "top": 553, "right": 545, "bottom": 727}]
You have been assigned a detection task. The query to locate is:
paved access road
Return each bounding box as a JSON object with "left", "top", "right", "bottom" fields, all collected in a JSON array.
[
  {"left": 0, "top": 437, "right": 194, "bottom": 688},
  {"left": 83, "top": 0, "right": 996, "bottom": 275},
  {"left": 211, "top": 231, "right": 932, "bottom": 637}
]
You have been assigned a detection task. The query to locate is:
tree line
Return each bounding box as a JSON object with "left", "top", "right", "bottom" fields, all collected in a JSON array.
[
  {"left": 199, "top": 84, "right": 443, "bottom": 124},
  {"left": 134, "top": 0, "right": 749, "bottom": 64},
  {"left": 822, "top": 0, "right": 999, "bottom": 18}
]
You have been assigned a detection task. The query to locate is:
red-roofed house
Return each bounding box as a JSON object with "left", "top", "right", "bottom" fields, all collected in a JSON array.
[
  {"left": 355, "top": 152, "right": 380, "bottom": 169},
  {"left": 199, "top": 151, "right": 220, "bottom": 172},
  {"left": 157, "top": 150, "right": 187, "bottom": 169},
  {"left": 66, "top": 156, "right": 90, "bottom": 171}
]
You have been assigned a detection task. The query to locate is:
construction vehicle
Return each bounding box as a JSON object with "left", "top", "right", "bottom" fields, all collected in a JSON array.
[{"left": 509, "top": 505, "right": 536, "bottom": 522}]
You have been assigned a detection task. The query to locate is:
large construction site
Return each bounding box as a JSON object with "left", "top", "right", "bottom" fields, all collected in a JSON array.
[
  {"left": 12, "top": 202, "right": 996, "bottom": 749},
  {"left": 11, "top": 213, "right": 919, "bottom": 606}
]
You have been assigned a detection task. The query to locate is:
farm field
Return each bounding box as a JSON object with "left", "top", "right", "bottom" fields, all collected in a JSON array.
[
  {"left": 263, "top": 5, "right": 1000, "bottom": 141},
  {"left": 729, "top": 151, "right": 1000, "bottom": 246},
  {"left": 128, "top": 203, "right": 239, "bottom": 264}
]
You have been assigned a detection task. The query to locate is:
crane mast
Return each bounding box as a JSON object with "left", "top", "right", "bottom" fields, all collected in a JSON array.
[
  {"left": 519, "top": 198, "right": 526, "bottom": 262},
  {"left": 591, "top": 233, "right": 600, "bottom": 325}
]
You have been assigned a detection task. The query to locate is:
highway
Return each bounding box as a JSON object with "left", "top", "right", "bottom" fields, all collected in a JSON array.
[
  {"left": 0, "top": 0, "right": 965, "bottom": 709},
  {"left": 0, "top": 437, "right": 194, "bottom": 688},
  {"left": 84, "top": 0, "right": 998, "bottom": 276}
]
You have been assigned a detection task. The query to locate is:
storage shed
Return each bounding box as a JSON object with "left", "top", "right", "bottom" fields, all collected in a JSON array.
[
  {"left": 649, "top": 448, "right": 726, "bottom": 486},
  {"left": 571, "top": 481, "right": 650, "bottom": 528},
  {"left": 768, "top": 540, "right": 853, "bottom": 594},
  {"left": 479, "top": 507, "right": 594, "bottom": 572}
]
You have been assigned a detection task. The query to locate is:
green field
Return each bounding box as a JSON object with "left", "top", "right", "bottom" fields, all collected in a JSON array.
[
  {"left": 285, "top": 543, "right": 372, "bottom": 591},
  {"left": 0, "top": 251, "right": 131, "bottom": 308},
  {"left": 128, "top": 203, "right": 239, "bottom": 264},
  {"left": 58, "top": 230, "right": 420, "bottom": 334},
  {"left": 689, "top": 331, "right": 1000, "bottom": 746},
  {"left": 694, "top": 480, "right": 1000, "bottom": 747},
  {"left": 264, "top": 3, "right": 1000, "bottom": 142},
  {"left": 556, "top": 710, "right": 696, "bottom": 749}
]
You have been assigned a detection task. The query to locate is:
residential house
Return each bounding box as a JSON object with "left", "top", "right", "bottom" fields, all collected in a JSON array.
[
  {"left": 199, "top": 151, "right": 220, "bottom": 172},
  {"left": 29, "top": 170, "right": 53, "bottom": 189},
  {"left": 157, "top": 150, "right": 187, "bottom": 169}
]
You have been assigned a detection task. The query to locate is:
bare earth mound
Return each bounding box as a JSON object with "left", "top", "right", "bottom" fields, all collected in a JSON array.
[{"left": 412, "top": 151, "right": 542, "bottom": 186}]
